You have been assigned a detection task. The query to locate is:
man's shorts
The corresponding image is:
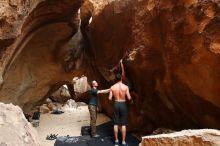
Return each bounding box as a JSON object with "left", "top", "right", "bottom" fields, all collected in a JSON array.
[{"left": 113, "top": 102, "right": 128, "bottom": 125}]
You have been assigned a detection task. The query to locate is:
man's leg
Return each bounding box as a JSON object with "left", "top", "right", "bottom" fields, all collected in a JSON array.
[
  {"left": 120, "top": 102, "right": 128, "bottom": 145},
  {"left": 89, "top": 105, "right": 97, "bottom": 136},
  {"left": 113, "top": 102, "right": 120, "bottom": 145},
  {"left": 114, "top": 125, "right": 119, "bottom": 146},
  {"left": 114, "top": 125, "right": 119, "bottom": 141},
  {"left": 93, "top": 105, "right": 97, "bottom": 135},
  {"left": 122, "top": 125, "right": 126, "bottom": 142}
]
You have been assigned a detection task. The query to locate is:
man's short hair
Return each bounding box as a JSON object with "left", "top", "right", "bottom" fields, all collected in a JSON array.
[
  {"left": 92, "top": 80, "right": 97, "bottom": 84},
  {"left": 92, "top": 80, "right": 97, "bottom": 86},
  {"left": 115, "top": 73, "right": 122, "bottom": 81}
]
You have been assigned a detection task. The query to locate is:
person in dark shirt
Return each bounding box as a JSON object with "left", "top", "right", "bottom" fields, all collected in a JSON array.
[{"left": 88, "top": 80, "right": 109, "bottom": 137}]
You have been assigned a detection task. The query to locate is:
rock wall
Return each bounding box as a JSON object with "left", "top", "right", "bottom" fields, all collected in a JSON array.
[
  {"left": 0, "top": 102, "right": 40, "bottom": 146},
  {"left": 0, "top": 0, "right": 88, "bottom": 111},
  {"left": 1, "top": 0, "right": 220, "bottom": 135},
  {"left": 0, "top": 0, "right": 45, "bottom": 85},
  {"left": 86, "top": 0, "right": 220, "bottom": 133},
  {"left": 140, "top": 129, "right": 220, "bottom": 146}
]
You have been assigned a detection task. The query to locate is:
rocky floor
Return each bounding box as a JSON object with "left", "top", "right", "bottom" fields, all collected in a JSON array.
[{"left": 35, "top": 104, "right": 110, "bottom": 146}]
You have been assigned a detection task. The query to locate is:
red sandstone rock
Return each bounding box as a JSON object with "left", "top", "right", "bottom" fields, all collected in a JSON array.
[
  {"left": 47, "top": 102, "right": 56, "bottom": 111},
  {"left": 40, "top": 104, "right": 50, "bottom": 113},
  {"left": 1, "top": 0, "right": 220, "bottom": 135},
  {"left": 86, "top": 0, "right": 220, "bottom": 133},
  {"left": 140, "top": 129, "right": 220, "bottom": 146},
  {"left": 50, "top": 86, "right": 71, "bottom": 103},
  {"left": 0, "top": 0, "right": 85, "bottom": 112}
]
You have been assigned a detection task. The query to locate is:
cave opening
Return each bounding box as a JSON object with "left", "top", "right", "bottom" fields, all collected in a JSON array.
[{"left": 26, "top": 74, "right": 113, "bottom": 146}]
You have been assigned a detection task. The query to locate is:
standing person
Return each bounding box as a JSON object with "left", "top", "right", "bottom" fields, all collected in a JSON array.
[
  {"left": 88, "top": 80, "right": 110, "bottom": 138},
  {"left": 109, "top": 74, "right": 133, "bottom": 146}
]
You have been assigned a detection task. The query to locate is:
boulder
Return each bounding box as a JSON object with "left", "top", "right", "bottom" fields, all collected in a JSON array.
[
  {"left": 140, "top": 129, "right": 220, "bottom": 146},
  {"left": 85, "top": 0, "right": 220, "bottom": 133},
  {"left": 73, "top": 76, "right": 91, "bottom": 93},
  {"left": 0, "top": 0, "right": 85, "bottom": 112},
  {"left": 0, "top": 103, "right": 40, "bottom": 146},
  {"left": 62, "top": 99, "right": 79, "bottom": 111},
  {"left": 50, "top": 86, "right": 71, "bottom": 103},
  {"left": 39, "top": 104, "right": 50, "bottom": 113},
  {"left": 46, "top": 98, "right": 52, "bottom": 103},
  {"left": 47, "top": 102, "right": 57, "bottom": 111}
]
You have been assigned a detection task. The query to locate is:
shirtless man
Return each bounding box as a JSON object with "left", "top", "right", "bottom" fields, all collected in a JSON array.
[{"left": 109, "top": 74, "right": 133, "bottom": 146}]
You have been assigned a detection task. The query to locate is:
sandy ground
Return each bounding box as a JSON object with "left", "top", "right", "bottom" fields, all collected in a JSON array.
[{"left": 35, "top": 104, "right": 111, "bottom": 146}]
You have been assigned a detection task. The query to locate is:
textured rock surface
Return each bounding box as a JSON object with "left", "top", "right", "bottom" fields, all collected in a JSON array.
[
  {"left": 86, "top": 0, "right": 220, "bottom": 133},
  {"left": 40, "top": 104, "right": 50, "bottom": 113},
  {"left": 1, "top": 0, "right": 220, "bottom": 135},
  {"left": 140, "top": 129, "right": 220, "bottom": 146},
  {"left": 0, "top": 0, "right": 45, "bottom": 85},
  {"left": 50, "top": 86, "right": 71, "bottom": 103},
  {"left": 0, "top": 102, "right": 40, "bottom": 146},
  {"left": 73, "top": 76, "right": 90, "bottom": 93},
  {"left": 47, "top": 102, "right": 56, "bottom": 111},
  {"left": 0, "top": 0, "right": 87, "bottom": 111},
  {"left": 0, "top": 0, "right": 44, "bottom": 39}
]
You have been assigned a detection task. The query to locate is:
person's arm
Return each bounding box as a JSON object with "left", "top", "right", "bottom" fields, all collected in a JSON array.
[
  {"left": 120, "top": 59, "right": 125, "bottom": 78},
  {"left": 108, "top": 89, "right": 113, "bottom": 101},
  {"left": 126, "top": 87, "right": 132, "bottom": 101},
  {"left": 97, "top": 89, "right": 110, "bottom": 94}
]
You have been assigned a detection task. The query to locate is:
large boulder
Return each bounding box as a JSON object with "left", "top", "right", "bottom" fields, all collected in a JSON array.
[
  {"left": 85, "top": 0, "right": 220, "bottom": 133},
  {"left": 73, "top": 76, "right": 90, "bottom": 93},
  {"left": 140, "top": 129, "right": 220, "bottom": 146},
  {"left": 0, "top": 0, "right": 85, "bottom": 111},
  {"left": 0, "top": 103, "right": 40, "bottom": 146},
  {"left": 50, "top": 86, "right": 71, "bottom": 103}
]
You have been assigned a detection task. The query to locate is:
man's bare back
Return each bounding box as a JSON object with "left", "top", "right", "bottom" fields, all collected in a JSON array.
[
  {"left": 110, "top": 82, "right": 131, "bottom": 101},
  {"left": 108, "top": 73, "right": 132, "bottom": 146}
]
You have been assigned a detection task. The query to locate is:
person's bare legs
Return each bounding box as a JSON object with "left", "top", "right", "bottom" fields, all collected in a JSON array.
[
  {"left": 114, "top": 125, "right": 119, "bottom": 141},
  {"left": 122, "top": 125, "right": 126, "bottom": 144}
]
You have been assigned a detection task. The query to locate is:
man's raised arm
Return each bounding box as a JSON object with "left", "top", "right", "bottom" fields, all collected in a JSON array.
[{"left": 120, "top": 59, "right": 125, "bottom": 78}]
